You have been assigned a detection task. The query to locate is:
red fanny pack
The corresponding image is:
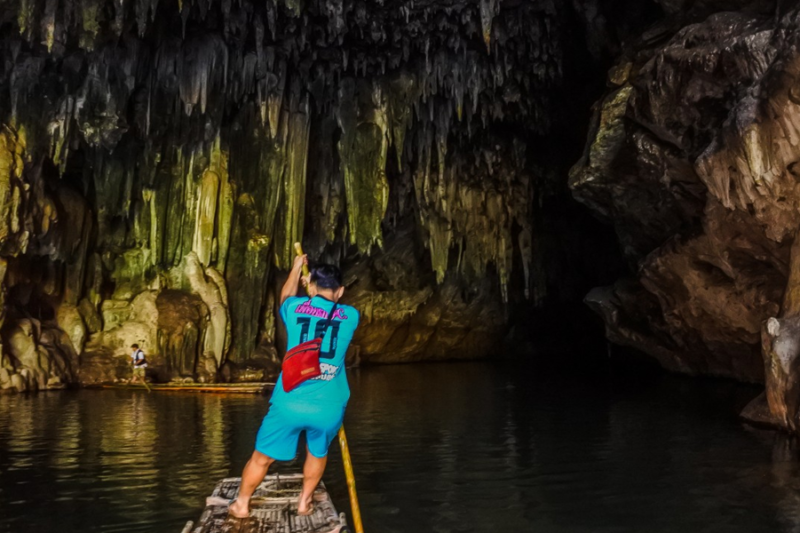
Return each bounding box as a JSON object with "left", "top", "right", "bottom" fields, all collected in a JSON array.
[{"left": 281, "top": 302, "right": 338, "bottom": 393}]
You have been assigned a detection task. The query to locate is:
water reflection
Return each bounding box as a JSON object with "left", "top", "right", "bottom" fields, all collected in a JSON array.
[
  {"left": 0, "top": 364, "right": 799, "bottom": 533},
  {"left": 337, "top": 364, "right": 800, "bottom": 533},
  {"left": 0, "top": 391, "right": 268, "bottom": 532},
  {"left": 760, "top": 433, "right": 800, "bottom": 531}
]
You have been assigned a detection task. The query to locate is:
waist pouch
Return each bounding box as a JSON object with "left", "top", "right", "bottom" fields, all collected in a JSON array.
[{"left": 281, "top": 302, "right": 337, "bottom": 393}]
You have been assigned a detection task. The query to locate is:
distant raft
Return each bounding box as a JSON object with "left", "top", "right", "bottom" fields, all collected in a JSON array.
[
  {"left": 86, "top": 382, "right": 274, "bottom": 394},
  {"left": 183, "top": 474, "right": 347, "bottom": 533}
]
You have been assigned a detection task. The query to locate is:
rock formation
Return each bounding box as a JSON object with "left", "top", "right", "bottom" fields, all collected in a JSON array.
[
  {"left": 569, "top": 1, "right": 800, "bottom": 431},
  {"left": 15, "top": 0, "right": 786, "bottom": 403},
  {"left": 0, "top": 0, "right": 640, "bottom": 389}
]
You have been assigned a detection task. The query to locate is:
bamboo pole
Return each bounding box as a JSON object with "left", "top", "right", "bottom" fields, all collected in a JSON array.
[
  {"left": 294, "top": 242, "right": 364, "bottom": 533},
  {"left": 337, "top": 425, "right": 364, "bottom": 533}
]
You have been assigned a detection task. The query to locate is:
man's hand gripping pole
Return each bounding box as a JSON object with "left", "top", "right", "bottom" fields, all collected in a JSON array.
[{"left": 293, "top": 243, "right": 364, "bottom": 533}]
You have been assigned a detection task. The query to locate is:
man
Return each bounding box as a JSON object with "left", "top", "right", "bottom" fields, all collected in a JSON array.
[
  {"left": 229, "top": 254, "right": 360, "bottom": 519},
  {"left": 130, "top": 344, "right": 147, "bottom": 383}
]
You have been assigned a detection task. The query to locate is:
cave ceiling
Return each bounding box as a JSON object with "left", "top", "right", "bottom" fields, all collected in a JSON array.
[{"left": 0, "top": 0, "right": 570, "bottom": 285}]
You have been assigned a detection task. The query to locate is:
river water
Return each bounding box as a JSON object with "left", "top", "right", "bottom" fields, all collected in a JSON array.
[{"left": 1, "top": 361, "right": 799, "bottom": 533}]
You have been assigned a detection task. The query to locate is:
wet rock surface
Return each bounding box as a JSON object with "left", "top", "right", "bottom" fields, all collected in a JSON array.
[
  {"left": 344, "top": 224, "right": 507, "bottom": 363},
  {"left": 568, "top": 1, "right": 800, "bottom": 430},
  {"left": 572, "top": 2, "right": 778, "bottom": 382}
]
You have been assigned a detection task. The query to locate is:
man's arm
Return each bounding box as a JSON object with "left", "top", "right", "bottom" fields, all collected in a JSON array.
[{"left": 280, "top": 254, "right": 308, "bottom": 305}]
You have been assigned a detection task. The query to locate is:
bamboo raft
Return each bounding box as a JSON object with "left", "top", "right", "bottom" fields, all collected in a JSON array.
[
  {"left": 182, "top": 474, "right": 347, "bottom": 533},
  {"left": 85, "top": 382, "right": 274, "bottom": 394}
]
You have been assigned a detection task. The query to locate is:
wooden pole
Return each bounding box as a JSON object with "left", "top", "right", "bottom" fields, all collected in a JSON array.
[
  {"left": 337, "top": 425, "right": 364, "bottom": 533},
  {"left": 294, "top": 242, "right": 364, "bottom": 533}
]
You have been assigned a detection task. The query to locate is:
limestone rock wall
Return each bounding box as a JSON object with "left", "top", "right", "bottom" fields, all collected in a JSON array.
[
  {"left": 569, "top": 1, "right": 800, "bottom": 430},
  {"left": 0, "top": 0, "right": 635, "bottom": 389},
  {"left": 343, "top": 224, "right": 508, "bottom": 364}
]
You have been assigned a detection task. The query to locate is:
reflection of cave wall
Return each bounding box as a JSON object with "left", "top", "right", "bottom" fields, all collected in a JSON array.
[{"left": 0, "top": 0, "right": 651, "bottom": 391}]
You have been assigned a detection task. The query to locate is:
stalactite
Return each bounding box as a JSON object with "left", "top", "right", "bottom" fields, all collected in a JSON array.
[
  {"left": 337, "top": 78, "right": 390, "bottom": 254},
  {"left": 159, "top": 148, "right": 188, "bottom": 268},
  {"left": 267, "top": 54, "right": 287, "bottom": 139},
  {"left": 410, "top": 127, "right": 533, "bottom": 300},
  {"left": 305, "top": 116, "right": 345, "bottom": 258},
  {"left": 42, "top": 0, "right": 57, "bottom": 52},
  {"left": 388, "top": 71, "right": 418, "bottom": 171},
  {"left": 192, "top": 136, "right": 230, "bottom": 269},
  {"left": 17, "top": 0, "right": 36, "bottom": 42},
  {"left": 186, "top": 251, "right": 230, "bottom": 369},
  {"left": 0, "top": 0, "right": 567, "bottom": 381},
  {"left": 193, "top": 156, "right": 221, "bottom": 267},
  {"left": 225, "top": 113, "right": 280, "bottom": 361},
  {"left": 274, "top": 85, "right": 311, "bottom": 269},
  {"left": 217, "top": 168, "right": 234, "bottom": 273},
  {"left": 57, "top": 187, "right": 93, "bottom": 305},
  {"left": 79, "top": 0, "right": 101, "bottom": 49},
  {"left": 0, "top": 126, "right": 28, "bottom": 256}
]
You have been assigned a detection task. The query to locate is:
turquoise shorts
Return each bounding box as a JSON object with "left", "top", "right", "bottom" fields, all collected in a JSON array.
[{"left": 255, "top": 401, "right": 345, "bottom": 460}]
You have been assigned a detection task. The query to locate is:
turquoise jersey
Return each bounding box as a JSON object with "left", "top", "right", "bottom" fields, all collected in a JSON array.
[{"left": 271, "top": 295, "right": 360, "bottom": 408}]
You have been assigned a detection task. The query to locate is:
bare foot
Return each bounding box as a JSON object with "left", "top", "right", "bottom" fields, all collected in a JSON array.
[
  {"left": 296, "top": 495, "right": 314, "bottom": 516},
  {"left": 228, "top": 498, "right": 249, "bottom": 519}
]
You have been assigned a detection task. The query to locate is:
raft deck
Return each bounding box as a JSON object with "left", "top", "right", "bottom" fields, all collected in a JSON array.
[
  {"left": 183, "top": 474, "right": 346, "bottom": 533},
  {"left": 86, "top": 382, "right": 274, "bottom": 394}
]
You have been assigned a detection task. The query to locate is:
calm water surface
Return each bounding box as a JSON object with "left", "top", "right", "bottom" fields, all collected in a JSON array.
[{"left": 1, "top": 362, "right": 799, "bottom": 533}]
